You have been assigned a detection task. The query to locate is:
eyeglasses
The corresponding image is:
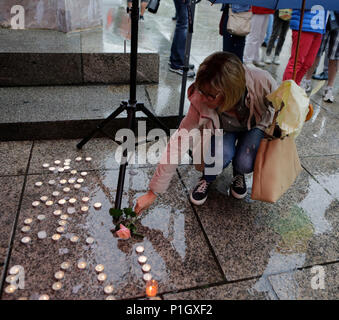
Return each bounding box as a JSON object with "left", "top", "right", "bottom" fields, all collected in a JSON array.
[{"left": 197, "top": 87, "right": 221, "bottom": 101}]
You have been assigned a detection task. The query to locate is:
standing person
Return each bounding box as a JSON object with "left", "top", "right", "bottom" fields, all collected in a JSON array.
[
  {"left": 301, "top": 11, "right": 339, "bottom": 102},
  {"left": 243, "top": 6, "right": 275, "bottom": 67},
  {"left": 127, "top": 0, "right": 148, "bottom": 20},
  {"left": 134, "top": 52, "right": 277, "bottom": 213},
  {"left": 262, "top": 13, "right": 274, "bottom": 47},
  {"left": 219, "top": 4, "right": 251, "bottom": 62},
  {"left": 283, "top": 8, "right": 328, "bottom": 85},
  {"left": 264, "top": 9, "right": 291, "bottom": 65},
  {"left": 168, "top": 0, "right": 195, "bottom": 77}
]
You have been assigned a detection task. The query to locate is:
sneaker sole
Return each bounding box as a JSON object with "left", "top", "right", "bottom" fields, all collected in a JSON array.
[
  {"left": 231, "top": 188, "right": 247, "bottom": 199},
  {"left": 189, "top": 192, "right": 208, "bottom": 206}
]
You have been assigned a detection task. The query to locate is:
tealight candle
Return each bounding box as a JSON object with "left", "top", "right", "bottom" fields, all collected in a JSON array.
[
  {"left": 136, "top": 246, "right": 144, "bottom": 254},
  {"left": 60, "top": 262, "right": 71, "bottom": 270},
  {"left": 63, "top": 187, "right": 70, "bottom": 193},
  {"left": 97, "top": 273, "right": 107, "bottom": 282},
  {"left": 39, "top": 294, "right": 50, "bottom": 300},
  {"left": 75, "top": 157, "right": 82, "bottom": 161},
  {"left": 106, "top": 296, "right": 116, "bottom": 300},
  {"left": 21, "top": 226, "right": 31, "bottom": 233},
  {"left": 95, "top": 264, "right": 104, "bottom": 273},
  {"left": 49, "top": 167, "right": 56, "bottom": 172},
  {"left": 65, "top": 159, "right": 71, "bottom": 163},
  {"left": 68, "top": 178, "right": 76, "bottom": 184},
  {"left": 82, "top": 197, "right": 89, "bottom": 203},
  {"left": 146, "top": 280, "right": 158, "bottom": 297},
  {"left": 71, "top": 170, "right": 77, "bottom": 175},
  {"left": 21, "top": 237, "right": 31, "bottom": 244},
  {"left": 60, "top": 214, "right": 69, "bottom": 220},
  {"left": 5, "top": 284, "right": 17, "bottom": 294},
  {"left": 52, "top": 282, "right": 63, "bottom": 291},
  {"left": 143, "top": 273, "right": 152, "bottom": 282},
  {"left": 74, "top": 184, "right": 81, "bottom": 189},
  {"left": 58, "top": 220, "right": 67, "bottom": 226},
  {"left": 64, "top": 166, "right": 70, "bottom": 170},
  {"left": 85, "top": 157, "right": 92, "bottom": 162},
  {"left": 32, "top": 201, "right": 40, "bottom": 207},
  {"left": 77, "top": 261, "right": 87, "bottom": 269},
  {"left": 53, "top": 209, "right": 62, "bottom": 216},
  {"left": 56, "top": 227, "right": 65, "bottom": 233},
  {"left": 77, "top": 178, "right": 84, "bottom": 183},
  {"left": 52, "top": 191, "right": 60, "bottom": 197},
  {"left": 69, "top": 198, "right": 76, "bottom": 204},
  {"left": 35, "top": 181, "right": 43, "bottom": 187},
  {"left": 9, "top": 265, "right": 21, "bottom": 275},
  {"left": 45, "top": 200, "right": 54, "bottom": 206},
  {"left": 104, "top": 285, "right": 114, "bottom": 294},
  {"left": 138, "top": 256, "right": 147, "bottom": 264},
  {"left": 48, "top": 180, "right": 56, "bottom": 185},
  {"left": 81, "top": 206, "right": 89, "bottom": 213},
  {"left": 142, "top": 264, "right": 151, "bottom": 273},
  {"left": 24, "top": 218, "right": 33, "bottom": 225},
  {"left": 37, "top": 231, "right": 47, "bottom": 239},
  {"left": 86, "top": 237, "right": 94, "bottom": 244},
  {"left": 52, "top": 234, "right": 61, "bottom": 241},
  {"left": 94, "top": 202, "right": 102, "bottom": 209},
  {"left": 54, "top": 271, "right": 65, "bottom": 280},
  {"left": 54, "top": 160, "right": 61, "bottom": 165},
  {"left": 58, "top": 168, "right": 64, "bottom": 173},
  {"left": 58, "top": 199, "right": 66, "bottom": 205},
  {"left": 6, "top": 275, "right": 17, "bottom": 284},
  {"left": 70, "top": 235, "right": 79, "bottom": 243},
  {"left": 40, "top": 196, "right": 48, "bottom": 202},
  {"left": 60, "top": 179, "right": 67, "bottom": 185},
  {"left": 43, "top": 163, "right": 50, "bottom": 168},
  {"left": 37, "top": 215, "right": 46, "bottom": 221},
  {"left": 80, "top": 172, "right": 88, "bottom": 176}
]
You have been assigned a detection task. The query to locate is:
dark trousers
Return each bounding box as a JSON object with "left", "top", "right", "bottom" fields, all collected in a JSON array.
[
  {"left": 221, "top": 7, "right": 246, "bottom": 62},
  {"left": 266, "top": 11, "right": 290, "bottom": 57}
]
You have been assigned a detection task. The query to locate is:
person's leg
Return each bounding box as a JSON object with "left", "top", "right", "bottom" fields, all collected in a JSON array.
[
  {"left": 222, "top": 9, "right": 246, "bottom": 61},
  {"left": 263, "top": 14, "right": 273, "bottom": 46},
  {"left": 266, "top": 11, "right": 280, "bottom": 57},
  {"left": 190, "top": 132, "right": 237, "bottom": 205},
  {"left": 283, "top": 31, "right": 314, "bottom": 84},
  {"left": 296, "top": 32, "right": 322, "bottom": 84},
  {"left": 140, "top": 1, "right": 148, "bottom": 18},
  {"left": 274, "top": 19, "right": 290, "bottom": 57},
  {"left": 253, "top": 15, "right": 269, "bottom": 64},
  {"left": 231, "top": 128, "right": 265, "bottom": 199},
  {"left": 169, "top": 0, "right": 188, "bottom": 70},
  {"left": 243, "top": 14, "right": 263, "bottom": 64}
]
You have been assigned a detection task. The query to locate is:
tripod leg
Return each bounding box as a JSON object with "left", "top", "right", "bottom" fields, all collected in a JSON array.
[
  {"left": 115, "top": 107, "right": 135, "bottom": 209},
  {"left": 138, "top": 104, "right": 170, "bottom": 136},
  {"left": 77, "top": 104, "right": 126, "bottom": 149}
]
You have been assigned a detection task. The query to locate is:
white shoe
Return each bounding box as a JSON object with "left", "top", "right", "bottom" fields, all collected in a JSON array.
[
  {"left": 323, "top": 87, "right": 334, "bottom": 103},
  {"left": 273, "top": 56, "right": 281, "bottom": 65},
  {"left": 300, "top": 79, "right": 312, "bottom": 93},
  {"left": 253, "top": 60, "right": 265, "bottom": 67},
  {"left": 264, "top": 55, "right": 272, "bottom": 64},
  {"left": 244, "top": 62, "right": 256, "bottom": 68}
]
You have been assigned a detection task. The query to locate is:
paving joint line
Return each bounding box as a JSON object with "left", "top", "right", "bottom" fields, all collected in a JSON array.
[
  {"left": 176, "top": 168, "right": 227, "bottom": 283},
  {"left": 0, "top": 141, "right": 35, "bottom": 298}
]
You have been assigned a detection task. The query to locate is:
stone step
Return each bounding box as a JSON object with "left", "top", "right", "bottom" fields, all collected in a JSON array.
[{"left": 0, "top": 84, "right": 180, "bottom": 141}]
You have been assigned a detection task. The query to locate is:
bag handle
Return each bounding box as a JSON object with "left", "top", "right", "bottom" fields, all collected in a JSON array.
[{"left": 266, "top": 102, "right": 285, "bottom": 138}]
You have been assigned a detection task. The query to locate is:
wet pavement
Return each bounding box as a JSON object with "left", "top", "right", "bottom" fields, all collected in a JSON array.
[{"left": 0, "top": 0, "right": 338, "bottom": 300}]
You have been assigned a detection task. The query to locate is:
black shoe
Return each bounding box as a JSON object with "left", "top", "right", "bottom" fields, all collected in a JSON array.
[
  {"left": 169, "top": 66, "right": 195, "bottom": 78},
  {"left": 231, "top": 173, "right": 247, "bottom": 199},
  {"left": 190, "top": 178, "right": 211, "bottom": 205},
  {"left": 261, "top": 42, "right": 267, "bottom": 47},
  {"left": 312, "top": 71, "right": 328, "bottom": 80},
  {"left": 172, "top": 16, "right": 177, "bottom": 21},
  {"left": 168, "top": 61, "right": 195, "bottom": 70},
  {"left": 140, "top": 15, "right": 144, "bottom": 20}
]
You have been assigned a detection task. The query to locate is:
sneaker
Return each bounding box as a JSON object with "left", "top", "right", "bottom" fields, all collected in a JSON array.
[
  {"left": 261, "top": 42, "right": 267, "bottom": 47},
  {"left": 273, "top": 55, "right": 280, "bottom": 65},
  {"left": 139, "top": 15, "right": 144, "bottom": 20},
  {"left": 244, "top": 62, "right": 256, "bottom": 68},
  {"left": 190, "top": 178, "right": 211, "bottom": 205},
  {"left": 253, "top": 60, "right": 265, "bottom": 67},
  {"left": 264, "top": 55, "right": 272, "bottom": 64},
  {"left": 323, "top": 87, "right": 334, "bottom": 103},
  {"left": 231, "top": 173, "right": 247, "bottom": 199},
  {"left": 312, "top": 71, "right": 328, "bottom": 81},
  {"left": 300, "top": 79, "right": 312, "bottom": 93},
  {"left": 168, "top": 61, "right": 194, "bottom": 70},
  {"left": 169, "top": 66, "right": 195, "bottom": 78}
]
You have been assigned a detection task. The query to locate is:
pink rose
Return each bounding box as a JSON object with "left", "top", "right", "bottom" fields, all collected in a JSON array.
[{"left": 116, "top": 224, "right": 131, "bottom": 239}]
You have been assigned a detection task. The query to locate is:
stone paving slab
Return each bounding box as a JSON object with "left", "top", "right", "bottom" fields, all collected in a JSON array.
[
  {"left": 301, "top": 155, "right": 339, "bottom": 201},
  {"left": 178, "top": 165, "right": 339, "bottom": 287},
  {"left": 1, "top": 166, "right": 223, "bottom": 300},
  {"left": 295, "top": 105, "right": 339, "bottom": 157},
  {"left": 0, "top": 176, "right": 24, "bottom": 279},
  {"left": 0, "top": 141, "right": 32, "bottom": 176},
  {"left": 163, "top": 279, "right": 272, "bottom": 300},
  {"left": 268, "top": 263, "right": 339, "bottom": 300}
]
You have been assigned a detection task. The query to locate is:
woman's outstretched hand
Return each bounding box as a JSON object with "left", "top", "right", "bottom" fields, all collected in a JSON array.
[{"left": 134, "top": 190, "right": 157, "bottom": 215}]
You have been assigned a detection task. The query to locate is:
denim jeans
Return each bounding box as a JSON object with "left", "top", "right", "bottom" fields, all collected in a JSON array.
[
  {"left": 170, "top": 0, "right": 188, "bottom": 69},
  {"left": 203, "top": 128, "right": 264, "bottom": 182}
]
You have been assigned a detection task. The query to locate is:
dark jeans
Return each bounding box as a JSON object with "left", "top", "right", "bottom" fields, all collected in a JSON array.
[
  {"left": 203, "top": 128, "right": 264, "bottom": 182},
  {"left": 221, "top": 6, "right": 246, "bottom": 62},
  {"left": 266, "top": 11, "right": 290, "bottom": 57},
  {"left": 170, "top": 0, "right": 188, "bottom": 69}
]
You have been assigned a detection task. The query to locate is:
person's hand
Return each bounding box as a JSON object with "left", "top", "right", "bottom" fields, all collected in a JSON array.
[{"left": 134, "top": 190, "right": 157, "bottom": 215}]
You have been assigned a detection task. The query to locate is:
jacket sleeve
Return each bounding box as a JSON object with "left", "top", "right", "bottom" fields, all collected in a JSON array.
[{"left": 149, "top": 103, "right": 200, "bottom": 194}]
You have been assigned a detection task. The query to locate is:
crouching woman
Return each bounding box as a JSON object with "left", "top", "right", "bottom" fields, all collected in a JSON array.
[{"left": 135, "top": 52, "right": 277, "bottom": 214}]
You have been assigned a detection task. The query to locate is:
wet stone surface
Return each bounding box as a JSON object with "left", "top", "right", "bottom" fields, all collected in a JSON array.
[{"left": 2, "top": 166, "right": 222, "bottom": 300}]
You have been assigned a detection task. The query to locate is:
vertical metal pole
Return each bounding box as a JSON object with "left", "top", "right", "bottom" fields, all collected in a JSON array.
[
  {"left": 129, "top": 0, "right": 139, "bottom": 103},
  {"left": 293, "top": 0, "right": 306, "bottom": 81}
]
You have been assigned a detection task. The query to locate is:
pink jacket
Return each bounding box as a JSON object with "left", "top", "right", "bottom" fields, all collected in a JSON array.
[{"left": 149, "top": 66, "right": 277, "bottom": 194}]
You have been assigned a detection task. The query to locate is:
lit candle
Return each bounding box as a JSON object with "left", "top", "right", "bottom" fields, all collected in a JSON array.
[
  {"left": 9, "top": 265, "right": 21, "bottom": 275},
  {"left": 94, "top": 202, "right": 102, "bottom": 210},
  {"left": 104, "top": 285, "right": 114, "bottom": 294},
  {"left": 63, "top": 187, "right": 70, "bottom": 193},
  {"left": 142, "top": 264, "right": 151, "bottom": 273},
  {"left": 69, "top": 198, "right": 77, "bottom": 204},
  {"left": 60, "top": 179, "right": 67, "bottom": 185},
  {"left": 74, "top": 184, "right": 81, "bottom": 189},
  {"left": 58, "top": 220, "right": 67, "bottom": 226},
  {"left": 75, "top": 157, "right": 82, "bottom": 161},
  {"left": 68, "top": 178, "right": 76, "bottom": 184},
  {"left": 52, "top": 282, "right": 63, "bottom": 291},
  {"left": 52, "top": 191, "right": 60, "bottom": 197},
  {"left": 143, "top": 273, "right": 152, "bottom": 282},
  {"left": 21, "top": 226, "right": 30, "bottom": 233},
  {"left": 43, "top": 163, "right": 50, "bottom": 168},
  {"left": 86, "top": 237, "right": 94, "bottom": 244},
  {"left": 77, "top": 178, "right": 84, "bottom": 183},
  {"left": 97, "top": 273, "right": 107, "bottom": 282},
  {"left": 61, "top": 261, "right": 71, "bottom": 270},
  {"left": 54, "top": 271, "right": 65, "bottom": 280},
  {"left": 37, "top": 215, "right": 46, "bottom": 221},
  {"left": 53, "top": 209, "right": 62, "bottom": 216},
  {"left": 54, "top": 160, "right": 61, "bottom": 165},
  {"left": 146, "top": 280, "right": 158, "bottom": 297},
  {"left": 80, "top": 172, "right": 88, "bottom": 176},
  {"left": 56, "top": 227, "right": 65, "bottom": 233},
  {"left": 21, "top": 236, "right": 31, "bottom": 244},
  {"left": 48, "top": 180, "right": 56, "bottom": 185},
  {"left": 39, "top": 294, "right": 50, "bottom": 300},
  {"left": 5, "top": 284, "right": 17, "bottom": 294},
  {"left": 60, "top": 214, "right": 69, "bottom": 220},
  {"left": 32, "top": 201, "right": 40, "bottom": 207},
  {"left": 85, "top": 157, "right": 92, "bottom": 162},
  {"left": 24, "top": 218, "right": 33, "bottom": 225},
  {"left": 58, "top": 168, "right": 64, "bottom": 173},
  {"left": 70, "top": 235, "right": 79, "bottom": 243},
  {"left": 138, "top": 256, "right": 147, "bottom": 264},
  {"left": 58, "top": 199, "right": 66, "bottom": 205},
  {"left": 81, "top": 206, "right": 89, "bottom": 213},
  {"left": 40, "top": 196, "right": 48, "bottom": 202},
  {"left": 71, "top": 170, "right": 77, "bottom": 175},
  {"left": 45, "top": 200, "right": 54, "bottom": 206},
  {"left": 35, "top": 181, "right": 43, "bottom": 187},
  {"left": 52, "top": 234, "right": 61, "bottom": 241},
  {"left": 77, "top": 261, "right": 87, "bottom": 269},
  {"left": 49, "top": 167, "right": 56, "bottom": 172},
  {"left": 95, "top": 264, "right": 105, "bottom": 272},
  {"left": 136, "top": 246, "right": 144, "bottom": 254},
  {"left": 82, "top": 197, "right": 90, "bottom": 203}
]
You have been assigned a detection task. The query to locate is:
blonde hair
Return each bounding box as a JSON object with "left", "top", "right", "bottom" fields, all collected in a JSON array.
[{"left": 195, "top": 52, "right": 246, "bottom": 113}]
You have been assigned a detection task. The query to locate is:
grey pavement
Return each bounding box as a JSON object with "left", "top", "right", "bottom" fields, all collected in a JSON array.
[{"left": 0, "top": 0, "right": 338, "bottom": 300}]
